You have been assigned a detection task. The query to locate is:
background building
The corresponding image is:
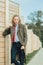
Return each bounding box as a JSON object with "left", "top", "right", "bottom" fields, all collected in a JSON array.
[{"left": 0, "top": 0, "right": 19, "bottom": 65}]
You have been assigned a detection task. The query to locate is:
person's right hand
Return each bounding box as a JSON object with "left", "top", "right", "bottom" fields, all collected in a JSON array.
[{"left": 21, "top": 46, "right": 25, "bottom": 50}]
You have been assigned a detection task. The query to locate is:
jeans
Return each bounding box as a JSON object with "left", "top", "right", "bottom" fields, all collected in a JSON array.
[{"left": 11, "top": 42, "right": 25, "bottom": 65}]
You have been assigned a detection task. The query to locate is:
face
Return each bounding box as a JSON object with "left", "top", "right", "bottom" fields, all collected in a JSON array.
[{"left": 13, "top": 16, "right": 19, "bottom": 25}]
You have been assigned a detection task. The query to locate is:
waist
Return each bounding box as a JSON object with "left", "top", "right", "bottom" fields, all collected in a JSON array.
[
  {"left": 12, "top": 41, "right": 22, "bottom": 48},
  {"left": 12, "top": 41, "right": 20, "bottom": 44}
]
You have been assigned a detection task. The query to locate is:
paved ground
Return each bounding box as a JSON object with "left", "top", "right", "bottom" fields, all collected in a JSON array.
[{"left": 27, "top": 48, "right": 43, "bottom": 65}]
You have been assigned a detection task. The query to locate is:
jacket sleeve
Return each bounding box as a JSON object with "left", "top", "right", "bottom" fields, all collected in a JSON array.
[
  {"left": 23, "top": 25, "right": 27, "bottom": 46},
  {"left": 3, "top": 27, "right": 11, "bottom": 37}
]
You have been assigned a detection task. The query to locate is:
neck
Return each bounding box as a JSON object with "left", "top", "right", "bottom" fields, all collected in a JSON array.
[{"left": 13, "top": 23, "right": 18, "bottom": 26}]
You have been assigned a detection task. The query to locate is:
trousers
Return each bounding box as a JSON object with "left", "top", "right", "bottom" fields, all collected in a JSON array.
[{"left": 11, "top": 41, "right": 25, "bottom": 65}]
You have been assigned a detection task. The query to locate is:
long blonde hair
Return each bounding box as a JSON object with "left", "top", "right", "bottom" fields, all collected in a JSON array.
[{"left": 12, "top": 15, "right": 21, "bottom": 25}]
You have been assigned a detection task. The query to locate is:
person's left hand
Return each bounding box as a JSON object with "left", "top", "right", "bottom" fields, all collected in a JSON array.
[{"left": 21, "top": 46, "right": 25, "bottom": 50}]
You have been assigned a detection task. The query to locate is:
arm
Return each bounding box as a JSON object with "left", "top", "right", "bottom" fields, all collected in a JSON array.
[
  {"left": 3, "top": 27, "right": 11, "bottom": 37},
  {"left": 22, "top": 25, "right": 27, "bottom": 46},
  {"left": 23, "top": 26, "right": 27, "bottom": 45}
]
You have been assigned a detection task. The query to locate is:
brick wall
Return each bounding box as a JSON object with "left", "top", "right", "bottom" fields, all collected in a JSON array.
[{"left": 0, "top": 0, "right": 6, "bottom": 65}]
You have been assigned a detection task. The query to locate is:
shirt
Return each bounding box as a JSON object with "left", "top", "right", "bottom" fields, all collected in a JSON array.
[{"left": 14, "top": 24, "right": 20, "bottom": 42}]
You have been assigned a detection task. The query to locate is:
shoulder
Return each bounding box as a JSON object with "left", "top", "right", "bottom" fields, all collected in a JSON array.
[
  {"left": 9, "top": 26, "right": 12, "bottom": 28},
  {"left": 9, "top": 26, "right": 13, "bottom": 30},
  {"left": 19, "top": 23, "right": 25, "bottom": 28}
]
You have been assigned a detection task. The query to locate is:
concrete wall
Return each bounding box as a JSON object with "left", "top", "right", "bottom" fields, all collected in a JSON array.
[{"left": 26, "top": 27, "right": 42, "bottom": 55}]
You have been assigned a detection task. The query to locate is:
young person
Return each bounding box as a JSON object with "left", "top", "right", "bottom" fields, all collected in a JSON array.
[{"left": 3, "top": 15, "right": 27, "bottom": 65}]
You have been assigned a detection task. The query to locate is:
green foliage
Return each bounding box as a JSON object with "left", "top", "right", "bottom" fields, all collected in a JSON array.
[
  {"left": 26, "top": 10, "right": 43, "bottom": 47},
  {"left": 25, "top": 50, "right": 39, "bottom": 65}
]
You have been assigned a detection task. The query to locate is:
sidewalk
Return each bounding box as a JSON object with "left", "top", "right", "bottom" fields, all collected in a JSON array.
[{"left": 27, "top": 48, "right": 43, "bottom": 65}]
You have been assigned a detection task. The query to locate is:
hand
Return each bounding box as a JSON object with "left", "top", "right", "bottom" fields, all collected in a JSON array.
[{"left": 21, "top": 46, "right": 25, "bottom": 50}]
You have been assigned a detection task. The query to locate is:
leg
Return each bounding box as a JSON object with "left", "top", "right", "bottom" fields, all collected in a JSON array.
[
  {"left": 16, "top": 42, "right": 25, "bottom": 65},
  {"left": 11, "top": 43, "right": 20, "bottom": 65},
  {"left": 18, "top": 49, "right": 25, "bottom": 65}
]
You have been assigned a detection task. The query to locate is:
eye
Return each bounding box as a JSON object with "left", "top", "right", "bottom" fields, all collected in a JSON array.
[{"left": 15, "top": 19, "right": 16, "bottom": 20}]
